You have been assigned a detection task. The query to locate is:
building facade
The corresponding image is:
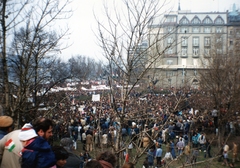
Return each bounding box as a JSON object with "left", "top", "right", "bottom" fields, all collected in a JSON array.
[{"left": 148, "top": 4, "right": 239, "bottom": 89}]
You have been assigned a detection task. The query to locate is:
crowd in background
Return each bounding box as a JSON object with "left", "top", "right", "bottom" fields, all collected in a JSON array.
[
  {"left": 48, "top": 91, "right": 240, "bottom": 167},
  {"left": 0, "top": 90, "right": 240, "bottom": 167}
]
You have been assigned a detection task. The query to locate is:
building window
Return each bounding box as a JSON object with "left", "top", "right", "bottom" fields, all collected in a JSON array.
[
  {"left": 191, "top": 16, "right": 201, "bottom": 24},
  {"left": 193, "top": 47, "right": 199, "bottom": 56},
  {"left": 182, "top": 47, "right": 187, "bottom": 57},
  {"left": 204, "top": 37, "right": 211, "bottom": 46},
  {"left": 194, "top": 70, "right": 197, "bottom": 76},
  {"left": 237, "top": 29, "right": 240, "bottom": 35},
  {"left": 215, "top": 17, "right": 224, "bottom": 24},
  {"left": 182, "top": 58, "right": 187, "bottom": 66},
  {"left": 181, "top": 27, "right": 188, "bottom": 33},
  {"left": 193, "top": 59, "right": 199, "bottom": 67},
  {"left": 230, "top": 40, "right": 233, "bottom": 45},
  {"left": 167, "top": 48, "right": 173, "bottom": 55},
  {"left": 203, "top": 16, "right": 213, "bottom": 24},
  {"left": 180, "top": 17, "right": 189, "bottom": 24},
  {"left": 192, "top": 27, "right": 200, "bottom": 33},
  {"left": 166, "top": 16, "right": 175, "bottom": 22},
  {"left": 181, "top": 37, "right": 188, "bottom": 46},
  {"left": 167, "top": 37, "right": 173, "bottom": 44},
  {"left": 204, "top": 48, "right": 210, "bottom": 57},
  {"left": 166, "top": 60, "right": 173, "bottom": 65},
  {"left": 166, "top": 71, "right": 173, "bottom": 77},
  {"left": 193, "top": 37, "right": 199, "bottom": 46},
  {"left": 216, "top": 37, "right": 222, "bottom": 44},
  {"left": 167, "top": 26, "right": 173, "bottom": 32},
  {"left": 216, "top": 27, "right": 223, "bottom": 33},
  {"left": 204, "top": 27, "right": 211, "bottom": 33}
]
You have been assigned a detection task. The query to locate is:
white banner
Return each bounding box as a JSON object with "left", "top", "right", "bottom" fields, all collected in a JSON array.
[{"left": 92, "top": 94, "right": 100, "bottom": 101}]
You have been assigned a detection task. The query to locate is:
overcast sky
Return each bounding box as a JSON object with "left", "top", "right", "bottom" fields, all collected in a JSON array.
[{"left": 59, "top": 0, "right": 239, "bottom": 62}]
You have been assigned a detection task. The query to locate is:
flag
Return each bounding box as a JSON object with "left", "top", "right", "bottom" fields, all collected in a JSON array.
[{"left": 5, "top": 139, "right": 15, "bottom": 152}]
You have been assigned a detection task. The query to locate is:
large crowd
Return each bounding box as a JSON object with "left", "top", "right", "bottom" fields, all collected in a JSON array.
[{"left": 0, "top": 89, "right": 240, "bottom": 168}]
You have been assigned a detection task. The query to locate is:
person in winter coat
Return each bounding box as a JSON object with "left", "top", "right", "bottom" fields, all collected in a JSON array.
[
  {"left": 86, "top": 133, "right": 93, "bottom": 152},
  {"left": 18, "top": 123, "right": 56, "bottom": 168},
  {"left": 204, "top": 139, "right": 212, "bottom": 158},
  {"left": 197, "top": 133, "right": 206, "bottom": 152},
  {"left": 97, "top": 151, "right": 116, "bottom": 168},
  {"left": 232, "top": 142, "right": 239, "bottom": 163},
  {"left": 143, "top": 135, "right": 150, "bottom": 148},
  {"left": 102, "top": 132, "right": 108, "bottom": 149},
  {"left": 184, "top": 143, "right": 191, "bottom": 164},
  {"left": 52, "top": 146, "right": 69, "bottom": 168},
  {"left": 176, "top": 137, "right": 185, "bottom": 156},
  {"left": 147, "top": 148, "right": 155, "bottom": 168},
  {"left": 60, "top": 137, "right": 82, "bottom": 168},
  {"left": 191, "top": 133, "right": 199, "bottom": 149},
  {"left": 0, "top": 116, "right": 14, "bottom": 139},
  {"left": 0, "top": 129, "right": 23, "bottom": 168},
  {"left": 170, "top": 140, "right": 176, "bottom": 159}
]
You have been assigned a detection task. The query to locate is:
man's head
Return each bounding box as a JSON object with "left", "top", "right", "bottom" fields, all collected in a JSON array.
[
  {"left": 60, "top": 137, "right": 73, "bottom": 151},
  {"left": 32, "top": 118, "right": 54, "bottom": 140},
  {"left": 0, "top": 116, "right": 14, "bottom": 133}
]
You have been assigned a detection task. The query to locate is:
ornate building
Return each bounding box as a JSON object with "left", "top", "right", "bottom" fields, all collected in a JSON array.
[{"left": 147, "top": 4, "right": 239, "bottom": 89}]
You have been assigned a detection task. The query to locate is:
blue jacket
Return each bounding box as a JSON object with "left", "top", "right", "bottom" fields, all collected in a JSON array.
[
  {"left": 0, "top": 130, "right": 7, "bottom": 140},
  {"left": 147, "top": 149, "right": 155, "bottom": 164},
  {"left": 21, "top": 136, "right": 56, "bottom": 168}
]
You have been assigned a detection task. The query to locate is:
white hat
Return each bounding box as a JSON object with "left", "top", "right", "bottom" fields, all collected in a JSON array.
[{"left": 18, "top": 123, "right": 38, "bottom": 141}]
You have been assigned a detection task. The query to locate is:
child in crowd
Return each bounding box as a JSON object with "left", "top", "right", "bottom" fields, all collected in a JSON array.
[{"left": 18, "top": 123, "right": 56, "bottom": 168}]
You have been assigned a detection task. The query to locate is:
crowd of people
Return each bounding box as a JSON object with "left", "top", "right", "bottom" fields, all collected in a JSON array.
[
  {"left": 0, "top": 90, "right": 240, "bottom": 167},
  {"left": 0, "top": 115, "right": 122, "bottom": 168}
]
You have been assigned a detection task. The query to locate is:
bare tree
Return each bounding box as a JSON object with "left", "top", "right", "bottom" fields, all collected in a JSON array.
[
  {"left": 68, "top": 55, "right": 102, "bottom": 81},
  {"left": 199, "top": 31, "right": 240, "bottom": 147},
  {"left": 94, "top": 0, "right": 185, "bottom": 166},
  {"left": 0, "top": 0, "right": 72, "bottom": 125}
]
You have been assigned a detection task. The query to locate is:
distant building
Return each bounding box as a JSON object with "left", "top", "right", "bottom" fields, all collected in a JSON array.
[{"left": 147, "top": 3, "right": 240, "bottom": 89}]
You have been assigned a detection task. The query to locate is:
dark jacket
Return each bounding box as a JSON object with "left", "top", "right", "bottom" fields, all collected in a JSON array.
[
  {"left": 63, "top": 152, "right": 82, "bottom": 168},
  {"left": 21, "top": 136, "right": 56, "bottom": 168},
  {"left": 0, "top": 130, "right": 7, "bottom": 140}
]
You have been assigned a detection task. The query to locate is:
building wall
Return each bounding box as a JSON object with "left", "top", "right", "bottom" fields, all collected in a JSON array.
[{"left": 147, "top": 9, "right": 236, "bottom": 88}]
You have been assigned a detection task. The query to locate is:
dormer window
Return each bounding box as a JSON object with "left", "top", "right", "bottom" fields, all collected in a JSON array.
[
  {"left": 215, "top": 17, "right": 224, "bottom": 24},
  {"left": 180, "top": 17, "right": 189, "bottom": 24},
  {"left": 203, "top": 16, "right": 213, "bottom": 24},
  {"left": 191, "top": 16, "right": 201, "bottom": 24}
]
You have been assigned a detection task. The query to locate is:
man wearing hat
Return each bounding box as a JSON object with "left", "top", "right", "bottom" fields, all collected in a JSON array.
[
  {"left": 0, "top": 116, "right": 14, "bottom": 139},
  {"left": 0, "top": 115, "right": 20, "bottom": 168}
]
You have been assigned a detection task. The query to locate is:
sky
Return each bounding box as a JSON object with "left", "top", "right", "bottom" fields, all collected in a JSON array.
[{"left": 59, "top": 0, "right": 239, "bottom": 62}]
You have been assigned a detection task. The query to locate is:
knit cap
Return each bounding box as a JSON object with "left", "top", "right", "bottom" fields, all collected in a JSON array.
[{"left": 18, "top": 123, "right": 38, "bottom": 141}]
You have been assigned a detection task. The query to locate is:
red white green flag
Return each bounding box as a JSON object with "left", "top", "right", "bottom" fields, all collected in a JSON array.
[{"left": 5, "top": 139, "right": 15, "bottom": 152}]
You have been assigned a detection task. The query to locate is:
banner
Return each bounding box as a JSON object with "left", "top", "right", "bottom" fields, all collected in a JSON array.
[{"left": 92, "top": 94, "right": 100, "bottom": 101}]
